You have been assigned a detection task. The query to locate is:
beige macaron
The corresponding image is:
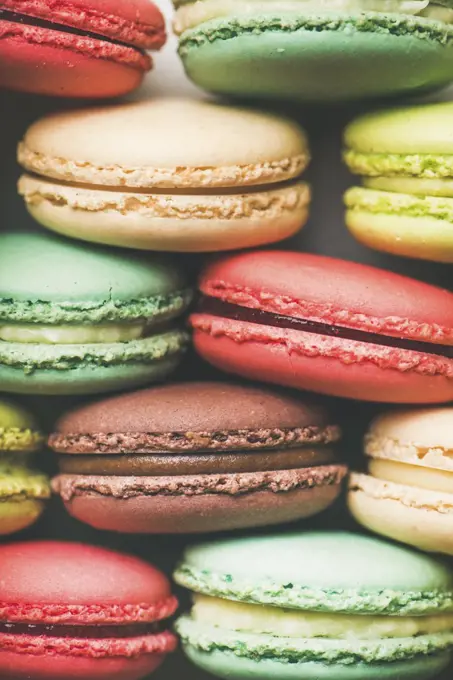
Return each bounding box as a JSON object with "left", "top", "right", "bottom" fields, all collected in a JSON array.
[
  {"left": 17, "top": 98, "right": 310, "bottom": 252},
  {"left": 349, "top": 407, "right": 453, "bottom": 556}
]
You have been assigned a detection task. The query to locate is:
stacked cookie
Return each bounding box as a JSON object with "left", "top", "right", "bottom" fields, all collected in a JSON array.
[{"left": 0, "top": 1, "right": 453, "bottom": 680}]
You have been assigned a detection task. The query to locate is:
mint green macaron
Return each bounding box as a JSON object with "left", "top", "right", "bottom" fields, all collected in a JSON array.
[
  {"left": 344, "top": 101, "right": 453, "bottom": 262},
  {"left": 0, "top": 232, "right": 191, "bottom": 395},
  {"left": 0, "top": 398, "right": 50, "bottom": 536},
  {"left": 175, "top": 531, "right": 453, "bottom": 680},
  {"left": 173, "top": 1, "right": 453, "bottom": 103}
]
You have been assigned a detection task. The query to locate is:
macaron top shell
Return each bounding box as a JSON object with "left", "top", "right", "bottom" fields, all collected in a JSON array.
[
  {"left": 175, "top": 531, "right": 453, "bottom": 615},
  {"left": 0, "top": 232, "right": 189, "bottom": 324},
  {"left": 18, "top": 99, "right": 309, "bottom": 189},
  {"left": 3, "top": 0, "right": 166, "bottom": 49},
  {"left": 345, "top": 102, "right": 453, "bottom": 156},
  {"left": 0, "top": 232, "right": 186, "bottom": 302},
  {"left": 199, "top": 250, "right": 453, "bottom": 344},
  {"left": 53, "top": 382, "right": 338, "bottom": 438},
  {"left": 365, "top": 407, "right": 453, "bottom": 471},
  {"left": 0, "top": 399, "right": 43, "bottom": 451},
  {"left": 0, "top": 541, "right": 177, "bottom": 624}
]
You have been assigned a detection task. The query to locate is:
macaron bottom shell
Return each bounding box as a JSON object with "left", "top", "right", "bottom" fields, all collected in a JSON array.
[
  {"left": 53, "top": 472, "right": 344, "bottom": 534},
  {"left": 345, "top": 193, "right": 453, "bottom": 263},
  {"left": 348, "top": 474, "right": 453, "bottom": 556},
  {"left": 182, "top": 644, "right": 450, "bottom": 680},
  {"left": 0, "top": 647, "right": 166, "bottom": 680},
  {"left": 20, "top": 176, "right": 310, "bottom": 253},
  {"left": 178, "top": 16, "right": 453, "bottom": 102},
  {"left": 0, "top": 498, "right": 45, "bottom": 535},
  {"left": 192, "top": 325, "right": 453, "bottom": 404},
  {"left": 0, "top": 27, "right": 145, "bottom": 99},
  {"left": 0, "top": 335, "right": 187, "bottom": 395}
]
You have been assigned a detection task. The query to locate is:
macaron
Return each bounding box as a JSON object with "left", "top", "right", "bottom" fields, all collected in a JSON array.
[
  {"left": 17, "top": 98, "right": 310, "bottom": 253},
  {"left": 175, "top": 531, "right": 453, "bottom": 680},
  {"left": 0, "top": 231, "right": 191, "bottom": 395},
  {"left": 0, "top": 0, "right": 166, "bottom": 98},
  {"left": 173, "top": 1, "right": 453, "bottom": 103},
  {"left": 190, "top": 250, "right": 453, "bottom": 403},
  {"left": 344, "top": 102, "right": 453, "bottom": 263},
  {"left": 49, "top": 382, "right": 346, "bottom": 533},
  {"left": 0, "top": 398, "right": 49, "bottom": 535},
  {"left": 0, "top": 541, "right": 178, "bottom": 680},
  {"left": 349, "top": 407, "right": 453, "bottom": 556}
]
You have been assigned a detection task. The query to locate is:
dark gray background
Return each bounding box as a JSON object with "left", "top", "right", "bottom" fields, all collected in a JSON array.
[{"left": 0, "top": 1, "right": 452, "bottom": 677}]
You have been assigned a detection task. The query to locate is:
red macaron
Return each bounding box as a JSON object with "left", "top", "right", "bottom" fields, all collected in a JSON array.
[
  {"left": 0, "top": 0, "right": 166, "bottom": 98},
  {"left": 0, "top": 541, "right": 177, "bottom": 680},
  {"left": 190, "top": 251, "right": 453, "bottom": 404}
]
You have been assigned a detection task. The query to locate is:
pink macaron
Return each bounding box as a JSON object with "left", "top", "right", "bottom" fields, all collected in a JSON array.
[
  {"left": 0, "top": 541, "right": 177, "bottom": 680},
  {"left": 0, "top": 0, "right": 166, "bottom": 98},
  {"left": 190, "top": 251, "right": 453, "bottom": 404}
]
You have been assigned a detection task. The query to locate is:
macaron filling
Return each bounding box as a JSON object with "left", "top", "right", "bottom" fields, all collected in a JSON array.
[
  {"left": 174, "top": 0, "right": 453, "bottom": 34},
  {"left": 57, "top": 448, "right": 339, "bottom": 476},
  {"left": 0, "top": 622, "right": 177, "bottom": 658},
  {"left": 190, "top": 594, "right": 453, "bottom": 640},
  {"left": 364, "top": 176, "right": 453, "bottom": 197},
  {"left": 197, "top": 297, "right": 453, "bottom": 359},
  {"left": 0, "top": 323, "right": 149, "bottom": 345},
  {"left": 0, "top": 9, "right": 148, "bottom": 50},
  {"left": 369, "top": 458, "right": 453, "bottom": 494},
  {"left": 0, "top": 621, "right": 164, "bottom": 638}
]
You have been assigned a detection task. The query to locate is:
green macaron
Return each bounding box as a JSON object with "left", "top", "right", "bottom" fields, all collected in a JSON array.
[
  {"left": 0, "top": 232, "right": 191, "bottom": 395},
  {"left": 175, "top": 531, "right": 453, "bottom": 680},
  {"left": 0, "top": 398, "right": 49, "bottom": 535},
  {"left": 344, "top": 101, "right": 453, "bottom": 262},
  {"left": 173, "top": 1, "right": 453, "bottom": 103}
]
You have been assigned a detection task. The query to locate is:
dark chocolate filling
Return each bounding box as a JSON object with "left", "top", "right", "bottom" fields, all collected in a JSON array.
[
  {"left": 58, "top": 447, "right": 338, "bottom": 476},
  {"left": 0, "top": 9, "right": 145, "bottom": 52},
  {"left": 199, "top": 297, "right": 453, "bottom": 359},
  {"left": 0, "top": 621, "right": 162, "bottom": 639}
]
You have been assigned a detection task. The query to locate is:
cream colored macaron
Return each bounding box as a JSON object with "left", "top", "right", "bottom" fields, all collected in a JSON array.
[
  {"left": 349, "top": 408, "right": 453, "bottom": 556},
  {"left": 17, "top": 98, "right": 310, "bottom": 252}
]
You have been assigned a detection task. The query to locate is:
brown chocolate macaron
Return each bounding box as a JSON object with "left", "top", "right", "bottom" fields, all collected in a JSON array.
[{"left": 49, "top": 382, "right": 346, "bottom": 533}]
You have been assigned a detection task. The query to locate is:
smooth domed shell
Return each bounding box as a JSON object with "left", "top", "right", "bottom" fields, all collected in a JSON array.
[
  {"left": 18, "top": 99, "right": 308, "bottom": 188},
  {"left": 0, "top": 232, "right": 186, "bottom": 303},
  {"left": 0, "top": 541, "right": 172, "bottom": 610},
  {"left": 175, "top": 531, "right": 453, "bottom": 614},
  {"left": 369, "top": 407, "right": 453, "bottom": 450},
  {"left": 0, "top": 399, "right": 39, "bottom": 432},
  {"left": 344, "top": 102, "right": 453, "bottom": 154},
  {"left": 53, "top": 382, "right": 335, "bottom": 434}
]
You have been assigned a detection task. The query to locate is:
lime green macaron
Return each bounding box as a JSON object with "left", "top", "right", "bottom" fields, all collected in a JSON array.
[
  {"left": 175, "top": 531, "right": 453, "bottom": 680},
  {"left": 0, "top": 398, "right": 49, "bottom": 535},
  {"left": 0, "top": 231, "right": 191, "bottom": 395},
  {"left": 344, "top": 102, "right": 453, "bottom": 263}
]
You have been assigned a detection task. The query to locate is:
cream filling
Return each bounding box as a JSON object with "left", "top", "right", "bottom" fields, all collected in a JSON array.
[
  {"left": 369, "top": 459, "right": 453, "bottom": 494},
  {"left": 364, "top": 176, "right": 453, "bottom": 198},
  {"left": 174, "top": 0, "right": 453, "bottom": 34},
  {"left": 0, "top": 323, "right": 146, "bottom": 345},
  {"left": 191, "top": 595, "right": 453, "bottom": 640}
]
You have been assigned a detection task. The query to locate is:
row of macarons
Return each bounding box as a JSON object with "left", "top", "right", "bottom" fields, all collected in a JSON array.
[
  {"left": 0, "top": 229, "right": 452, "bottom": 402},
  {"left": 2, "top": 382, "right": 453, "bottom": 559},
  {"left": 2, "top": 529, "right": 453, "bottom": 680},
  {"left": 13, "top": 96, "right": 453, "bottom": 264},
  {"left": 4, "top": 0, "right": 453, "bottom": 104}
]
